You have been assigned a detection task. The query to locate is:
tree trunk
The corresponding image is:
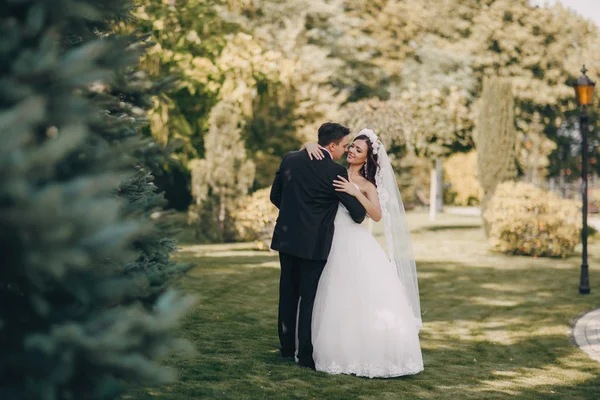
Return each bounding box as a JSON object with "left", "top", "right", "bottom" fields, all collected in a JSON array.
[
  {"left": 219, "top": 199, "right": 226, "bottom": 234},
  {"left": 436, "top": 157, "right": 443, "bottom": 213},
  {"left": 429, "top": 163, "right": 438, "bottom": 221},
  {"left": 429, "top": 158, "right": 444, "bottom": 220}
]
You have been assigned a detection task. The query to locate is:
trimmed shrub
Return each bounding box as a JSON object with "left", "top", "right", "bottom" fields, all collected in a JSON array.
[
  {"left": 484, "top": 182, "right": 581, "bottom": 258},
  {"left": 475, "top": 78, "right": 518, "bottom": 235}
]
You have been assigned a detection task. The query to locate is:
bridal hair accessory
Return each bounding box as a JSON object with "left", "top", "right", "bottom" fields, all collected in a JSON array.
[{"left": 357, "top": 128, "right": 381, "bottom": 155}]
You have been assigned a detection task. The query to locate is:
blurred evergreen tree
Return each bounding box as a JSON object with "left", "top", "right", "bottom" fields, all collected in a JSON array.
[
  {"left": 0, "top": 0, "right": 192, "bottom": 398},
  {"left": 98, "top": 37, "right": 191, "bottom": 304}
]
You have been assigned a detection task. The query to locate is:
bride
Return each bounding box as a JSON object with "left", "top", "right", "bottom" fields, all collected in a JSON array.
[{"left": 302, "top": 129, "right": 423, "bottom": 378}]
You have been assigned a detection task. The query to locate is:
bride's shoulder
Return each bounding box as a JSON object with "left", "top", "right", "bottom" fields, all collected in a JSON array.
[
  {"left": 364, "top": 180, "right": 377, "bottom": 194},
  {"left": 354, "top": 176, "right": 375, "bottom": 192}
]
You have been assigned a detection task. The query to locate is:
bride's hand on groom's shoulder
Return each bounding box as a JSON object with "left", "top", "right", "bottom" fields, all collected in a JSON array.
[
  {"left": 302, "top": 142, "right": 324, "bottom": 160},
  {"left": 333, "top": 175, "right": 360, "bottom": 197}
]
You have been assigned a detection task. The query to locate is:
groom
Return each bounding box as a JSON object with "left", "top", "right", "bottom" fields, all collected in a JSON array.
[{"left": 269, "top": 122, "right": 366, "bottom": 369}]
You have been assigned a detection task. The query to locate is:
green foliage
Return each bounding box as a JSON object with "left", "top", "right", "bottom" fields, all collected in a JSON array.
[
  {"left": 592, "top": 188, "right": 600, "bottom": 213},
  {"left": 244, "top": 77, "right": 302, "bottom": 190},
  {"left": 484, "top": 182, "right": 581, "bottom": 258},
  {"left": 0, "top": 0, "right": 192, "bottom": 398},
  {"left": 399, "top": 85, "right": 474, "bottom": 159},
  {"left": 232, "top": 188, "right": 278, "bottom": 247},
  {"left": 389, "top": 153, "right": 430, "bottom": 208},
  {"left": 340, "top": 98, "right": 409, "bottom": 155},
  {"left": 476, "top": 77, "right": 518, "bottom": 234},
  {"left": 301, "top": 3, "right": 389, "bottom": 102},
  {"left": 189, "top": 101, "right": 255, "bottom": 242},
  {"left": 188, "top": 197, "right": 237, "bottom": 243},
  {"left": 544, "top": 108, "right": 600, "bottom": 181},
  {"left": 399, "top": 40, "right": 477, "bottom": 157},
  {"left": 444, "top": 151, "right": 481, "bottom": 206},
  {"left": 346, "top": 0, "right": 600, "bottom": 173},
  {"left": 93, "top": 56, "right": 192, "bottom": 302},
  {"left": 128, "top": 0, "right": 600, "bottom": 243},
  {"left": 136, "top": 0, "right": 240, "bottom": 161}
]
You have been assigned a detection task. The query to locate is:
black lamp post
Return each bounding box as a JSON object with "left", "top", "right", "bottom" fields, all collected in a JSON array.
[{"left": 573, "top": 65, "right": 595, "bottom": 295}]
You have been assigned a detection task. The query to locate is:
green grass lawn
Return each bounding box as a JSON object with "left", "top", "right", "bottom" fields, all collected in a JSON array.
[{"left": 128, "top": 212, "right": 600, "bottom": 399}]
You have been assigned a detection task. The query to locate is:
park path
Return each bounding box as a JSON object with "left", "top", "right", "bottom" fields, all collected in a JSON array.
[
  {"left": 444, "top": 206, "right": 600, "bottom": 231},
  {"left": 573, "top": 309, "right": 600, "bottom": 363}
]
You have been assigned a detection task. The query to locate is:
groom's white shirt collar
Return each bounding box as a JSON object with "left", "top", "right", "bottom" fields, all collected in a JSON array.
[{"left": 319, "top": 146, "right": 333, "bottom": 159}]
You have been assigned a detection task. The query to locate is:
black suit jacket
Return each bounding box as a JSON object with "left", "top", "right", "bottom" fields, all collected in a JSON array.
[{"left": 270, "top": 150, "right": 366, "bottom": 261}]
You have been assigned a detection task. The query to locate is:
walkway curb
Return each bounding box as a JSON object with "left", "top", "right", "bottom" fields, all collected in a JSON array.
[{"left": 572, "top": 308, "right": 600, "bottom": 363}]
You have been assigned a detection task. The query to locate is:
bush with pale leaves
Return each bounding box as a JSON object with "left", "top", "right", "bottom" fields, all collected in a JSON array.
[
  {"left": 233, "top": 188, "right": 278, "bottom": 248},
  {"left": 444, "top": 151, "right": 480, "bottom": 206},
  {"left": 591, "top": 188, "right": 600, "bottom": 213},
  {"left": 484, "top": 182, "right": 581, "bottom": 258}
]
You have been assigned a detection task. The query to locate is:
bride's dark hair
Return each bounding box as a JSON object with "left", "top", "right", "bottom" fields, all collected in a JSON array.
[{"left": 353, "top": 134, "right": 379, "bottom": 187}]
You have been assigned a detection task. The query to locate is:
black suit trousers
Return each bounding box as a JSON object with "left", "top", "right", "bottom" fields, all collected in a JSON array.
[{"left": 278, "top": 252, "right": 326, "bottom": 368}]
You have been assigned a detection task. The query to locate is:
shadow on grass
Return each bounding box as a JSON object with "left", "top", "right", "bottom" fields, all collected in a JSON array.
[
  {"left": 418, "top": 261, "right": 597, "bottom": 323},
  {"left": 421, "top": 224, "right": 482, "bottom": 232},
  {"left": 185, "top": 254, "right": 279, "bottom": 268},
  {"left": 126, "top": 244, "right": 600, "bottom": 400}
]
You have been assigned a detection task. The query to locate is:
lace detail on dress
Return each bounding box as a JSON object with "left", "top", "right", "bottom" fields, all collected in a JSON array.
[{"left": 316, "top": 359, "right": 423, "bottom": 379}]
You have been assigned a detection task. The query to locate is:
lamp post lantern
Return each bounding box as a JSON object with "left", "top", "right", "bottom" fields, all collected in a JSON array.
[{"left": 573, "top": 65, "right": 595, "bottom": 295}]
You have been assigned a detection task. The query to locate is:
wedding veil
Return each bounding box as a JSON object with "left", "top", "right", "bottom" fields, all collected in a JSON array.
[{"left": 359, "top": 129, "right": 422, "bottom": 329}]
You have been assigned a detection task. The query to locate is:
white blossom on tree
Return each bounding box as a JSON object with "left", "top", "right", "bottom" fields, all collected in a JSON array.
[{"left": 189, "top": 101, "right": 255, "bottom": 233}]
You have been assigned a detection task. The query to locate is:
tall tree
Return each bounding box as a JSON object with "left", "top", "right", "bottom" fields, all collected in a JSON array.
[
  {"left": 244, "top": 76, "right": 302, "bottom": 190},
  {"left": 347, "top": 0, "right": 600, "bottom": 177},
  {"left": 189, "top": 101, "right": 256, "bottom": 241},
  {"left": 136, "top": 0, "right": 237, "bottom": 161},
  {"left": 107, "top": 55, "right": 191, "bottom": 303},
  {"left": 340, "top": 98, "right": 409, "bottom": 153},
  {"left": 0, "top": 0, "right": 192, "bottom": 398},
  {"left": 221, "top": 0, "right": 376, "bottom": 137},
  {"left": 476, "top": 77, "right": 519, "bottom": 235}
]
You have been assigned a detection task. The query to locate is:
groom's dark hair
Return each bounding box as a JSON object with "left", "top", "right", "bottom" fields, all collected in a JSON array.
[{"left": 318, "top": 122, "right": 350, "bottom": 146}]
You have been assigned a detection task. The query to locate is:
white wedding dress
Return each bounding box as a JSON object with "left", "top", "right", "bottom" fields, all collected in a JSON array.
[{"left": 311, "top": 203, "right": 424, "bottom": 378}]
